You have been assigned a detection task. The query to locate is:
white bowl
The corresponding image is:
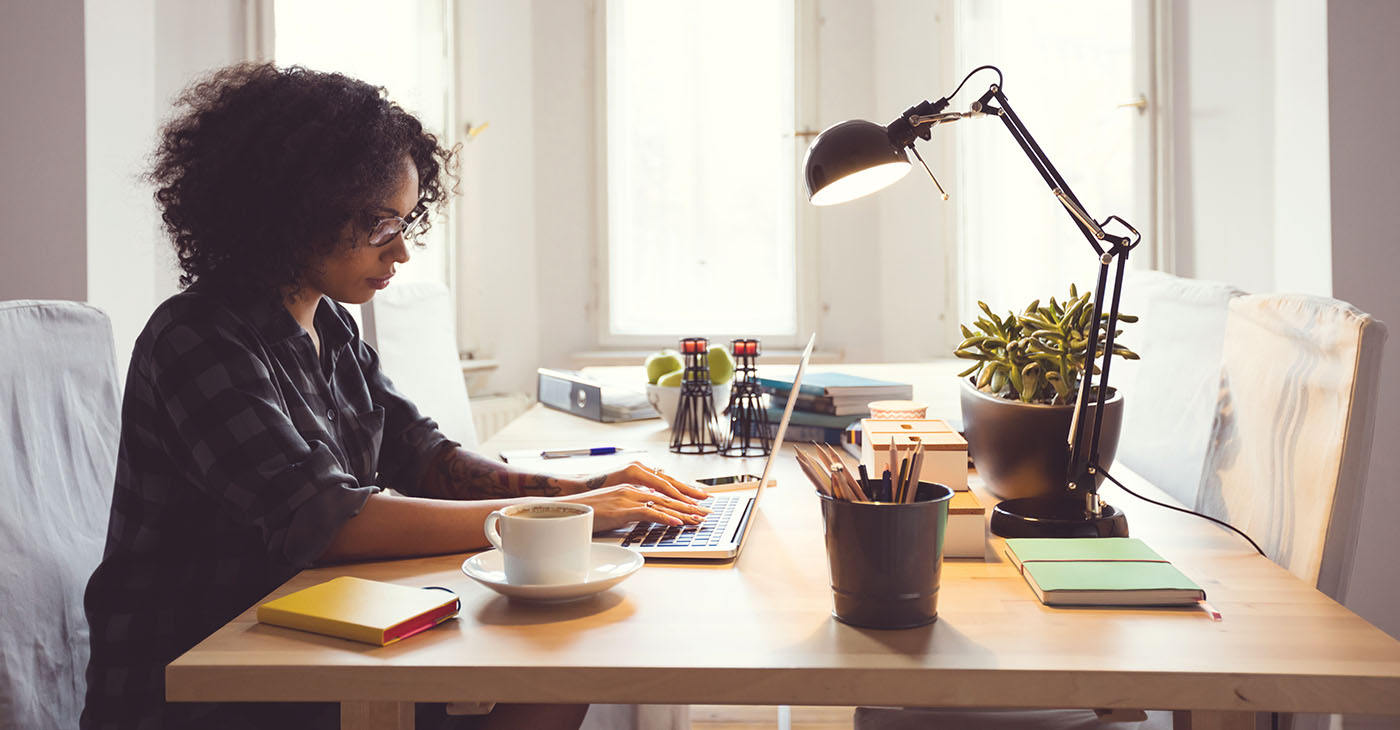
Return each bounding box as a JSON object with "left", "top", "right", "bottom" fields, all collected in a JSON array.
[{"left": 645, "top": 382, "right": 732, "bottom": 429}]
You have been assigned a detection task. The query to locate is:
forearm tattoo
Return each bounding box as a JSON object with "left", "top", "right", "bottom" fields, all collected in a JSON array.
[{"left": 418, "top": 444, "right": 607, "bottom": 500}]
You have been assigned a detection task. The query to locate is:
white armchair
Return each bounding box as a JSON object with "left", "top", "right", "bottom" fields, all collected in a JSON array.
[
  {"left": 362, "top": 281, "right": 479, "bottom": 450},
  {"left": 0, "top": 301, "right": 121, "bottom": 730}
]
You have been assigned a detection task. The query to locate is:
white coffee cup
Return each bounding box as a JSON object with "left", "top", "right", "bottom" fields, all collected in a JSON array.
[{"left": 483, "top": 502, "right": 594, "bottom": 585}]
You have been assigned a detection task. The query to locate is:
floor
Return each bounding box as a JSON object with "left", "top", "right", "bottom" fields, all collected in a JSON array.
[{"left": 690, "top": 705, "right": 857, "bottom": 730}]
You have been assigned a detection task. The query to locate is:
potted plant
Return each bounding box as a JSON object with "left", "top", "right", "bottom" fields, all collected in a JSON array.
[{"left": 954, "top": 285, "right": 1139, "bottom": 501}]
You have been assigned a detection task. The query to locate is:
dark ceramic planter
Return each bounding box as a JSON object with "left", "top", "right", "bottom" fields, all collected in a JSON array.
[{"left": 958, "top": 378, "right": 1123, "bottom": 501}]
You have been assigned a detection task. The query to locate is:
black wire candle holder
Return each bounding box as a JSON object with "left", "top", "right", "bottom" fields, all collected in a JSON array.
[
  {"left": 721, "top": 338, "right": 771, "bottom": 457},
  {"left": 669, "top": 337, "right": 724, "bottom": 454}
]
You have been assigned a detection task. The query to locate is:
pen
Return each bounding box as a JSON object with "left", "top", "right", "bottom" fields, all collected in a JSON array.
[{"left": 540, "top": 447, "right": 637, "bottom": 459}]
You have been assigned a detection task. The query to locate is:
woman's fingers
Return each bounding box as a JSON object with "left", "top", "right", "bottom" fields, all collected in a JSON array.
[
  {"left": 625, "top": 462, "right": 710, "bottom": 502},
  {"left": 569, "top": 485, "right": 707, "bottom": 530}
]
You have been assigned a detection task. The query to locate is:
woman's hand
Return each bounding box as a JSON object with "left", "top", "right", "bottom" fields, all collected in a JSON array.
[
  {"left": 557, "top": 462, "right": 711, "bottom": 531},
  {"left": 603, "top": 461, "right": 710, "bottom": 502},
  {"left": 557, "top": 484, "right": 710, "bottom": 531}
]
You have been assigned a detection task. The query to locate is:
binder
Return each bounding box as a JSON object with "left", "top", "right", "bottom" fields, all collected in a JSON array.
[
  {"left": 257, "top": 576, "right": 460, "bottom": 646},
  {"left": 537, "top": 368, "right": 657, "bottom": 422}
]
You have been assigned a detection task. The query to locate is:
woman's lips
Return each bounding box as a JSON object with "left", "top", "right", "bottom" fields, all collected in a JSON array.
[{"left": 367, "top": 276, "right": 393, "bottom": 290}]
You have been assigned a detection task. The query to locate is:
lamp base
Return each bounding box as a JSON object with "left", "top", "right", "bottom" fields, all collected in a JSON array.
[{"left": 990, "top": 496, "right": 1128, "bottom": 538}]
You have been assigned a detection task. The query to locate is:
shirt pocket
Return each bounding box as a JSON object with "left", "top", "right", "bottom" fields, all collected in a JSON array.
[{"left": 339, "top": 405, "right": 386, "bottom": 486}]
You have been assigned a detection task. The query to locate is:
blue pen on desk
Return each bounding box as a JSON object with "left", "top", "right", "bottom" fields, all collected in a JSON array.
[{"left": 540, "top": 446, "right": 638, "bottom": 459}]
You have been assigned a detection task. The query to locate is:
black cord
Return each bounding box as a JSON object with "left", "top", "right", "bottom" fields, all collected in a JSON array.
[
  {"left": 1097, "top": 467, "right": 1267, "bottom": 557},
  {"left": 947, "top": 64, "right": 1004, "bottom": 101}
]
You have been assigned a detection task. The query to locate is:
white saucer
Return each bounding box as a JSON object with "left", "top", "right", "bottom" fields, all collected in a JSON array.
[{"left": 461, "top": 544, "right": 644, "bottom": 602}]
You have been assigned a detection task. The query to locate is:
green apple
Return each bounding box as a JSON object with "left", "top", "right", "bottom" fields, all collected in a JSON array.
[
  {"left": 707, "top": 345, "right": 735, "bottom": 385},
  {"left": 645, "top": 350, "right": 684, "bottom": 384},
  {"left": 657, "top": 368, "right": 685, "bottom": 387}
]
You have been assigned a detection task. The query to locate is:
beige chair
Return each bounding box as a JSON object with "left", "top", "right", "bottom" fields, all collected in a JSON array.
[
  {"left": 361, "top": 281, "right": 479, "bottom": 450},
  {"left": 1195, "top": 293, "right": 1385, "bottom": 730},
  {"left": 0, "top": 301, "right": 121, "bottom": 729},
  {"left": 857, "top": 292, "right": 1386, "bottom": 730},
  {"left": 1198, "top": 293, "right": 1385, "bottom": 602}
]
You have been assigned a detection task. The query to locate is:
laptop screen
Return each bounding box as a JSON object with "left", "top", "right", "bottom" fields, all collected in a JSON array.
[{"left": 749, "top": 333, "right": 817, "bottom": 506}]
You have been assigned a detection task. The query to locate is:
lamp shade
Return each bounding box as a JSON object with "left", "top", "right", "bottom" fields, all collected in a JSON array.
[{"left": 803, "top": 120, "right": 911, "bottom": 206}]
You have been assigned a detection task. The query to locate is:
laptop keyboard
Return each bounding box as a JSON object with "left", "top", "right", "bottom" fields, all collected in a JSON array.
[{"left": 622, "top": 495, "right": 740, "bottom": 549}]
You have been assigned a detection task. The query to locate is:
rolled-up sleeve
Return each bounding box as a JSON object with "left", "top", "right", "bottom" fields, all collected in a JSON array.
[{"left": 148, "top": 322, "right": 376, "bottom": 567}]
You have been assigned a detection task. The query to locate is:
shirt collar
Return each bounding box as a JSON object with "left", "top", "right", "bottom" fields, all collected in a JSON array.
[
  {"left": 237, "top": 293, "right": 351, "bottom": 351},
  {"left": 312, "top": 298, "right": 355, "bottom": 352}
]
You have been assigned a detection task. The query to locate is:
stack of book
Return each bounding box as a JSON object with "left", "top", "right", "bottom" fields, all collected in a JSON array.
[{"left": 758, "top": 372, "right": 913, "bottom": 444}]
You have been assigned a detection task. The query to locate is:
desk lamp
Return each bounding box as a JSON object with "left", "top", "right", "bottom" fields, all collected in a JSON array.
[{"left": 803, "top": 65, "right": 1139, "bottom": 539}]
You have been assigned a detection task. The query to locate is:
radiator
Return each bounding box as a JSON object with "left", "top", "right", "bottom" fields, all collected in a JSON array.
[{"left": 469, "top": 393, "right": 532, "bottom": 442}]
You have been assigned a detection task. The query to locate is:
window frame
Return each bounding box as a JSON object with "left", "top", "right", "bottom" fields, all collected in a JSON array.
[{"left": 591, "top": 0, "right": 820, "bottom": 351}]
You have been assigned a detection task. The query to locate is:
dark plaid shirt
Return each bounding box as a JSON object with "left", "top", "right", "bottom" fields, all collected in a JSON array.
[{"left": 81, "top": 289, "right": 452, "bottom": 730}]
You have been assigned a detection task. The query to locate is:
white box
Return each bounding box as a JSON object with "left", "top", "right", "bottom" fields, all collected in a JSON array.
[
  {"left": 860, "top": 418, "right": 969, "bottom": 492},
  {"left": 944, "top": 491, "right": 987, "bottom": 559}
]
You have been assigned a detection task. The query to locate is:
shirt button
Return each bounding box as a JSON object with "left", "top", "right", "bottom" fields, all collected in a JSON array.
[{"left": 327, "top": 408, "right": 336, "bottom": 421}]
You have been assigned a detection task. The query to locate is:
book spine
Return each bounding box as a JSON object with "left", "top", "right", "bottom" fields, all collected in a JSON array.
[
  {"left": 759, "top": 388, "right": 873, "bottom": 416},
  {"left": 756, "top": 377, "right": 824, "bottom": 397},
  {"left": 256, "top": 605, "right": 385, "bottom": 646},
  {"left": 765, "top": 407, "right": 862, "bottom": 430},
  {"left": 383, "top": 600, "right": 461, "bottom": 644},
  {"left": 768, "top": 421, "right": 845, "bottom": 443}
]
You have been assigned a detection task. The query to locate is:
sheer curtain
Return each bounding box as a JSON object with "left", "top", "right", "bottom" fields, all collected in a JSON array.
[{"left": 953, "top": 0, "right": 1138, "bottom": 322}]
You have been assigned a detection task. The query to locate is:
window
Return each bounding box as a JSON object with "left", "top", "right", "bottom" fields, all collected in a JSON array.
[
  {"left": 271, "top": 0, "right": 456, "bottom": 290},
  {"left": 602, "top": 0, "right": 803, "bottom": 345},
  {"left": 953, "top": 0, "right": 1153, "bottom": 319}
]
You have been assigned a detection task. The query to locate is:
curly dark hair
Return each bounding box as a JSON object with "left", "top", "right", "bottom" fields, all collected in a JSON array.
[{"left": 149, "top": 63, "right": 457, "bottom": 298}]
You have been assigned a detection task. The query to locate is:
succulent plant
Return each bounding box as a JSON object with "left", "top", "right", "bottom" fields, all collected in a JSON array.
[{"left": 954, "top": 284, "right": 1139, "bottom": 405}]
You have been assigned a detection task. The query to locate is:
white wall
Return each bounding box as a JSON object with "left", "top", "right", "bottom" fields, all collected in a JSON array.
[
  {"left": 82, "top": 0, "right": 245, "bottom": 378},
  {"left": 454, "top": 0, "right": 544, "bottom": 397},
  {"left": 1272, "top": 0, "right": 1332, "bottom": 296},
  {"left": 85, "top": 0, "right": 160, "bottom": 382},
  {"left": 1328, "top": 0, "right": 1400, "bottom": 643},
  {"left": 1172, "top": 0, "right": 1333, "bottom": 298},
  {"left": 2, "top": 0, "right": 87, "bottom": 302},
  {"left": 1171, "top": 0, "right": 1277, "bottom": 293}
]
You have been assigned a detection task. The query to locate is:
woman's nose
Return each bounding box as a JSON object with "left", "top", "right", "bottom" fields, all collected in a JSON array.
[{"left": 383, "top": 234, "right": 411, "bottom": 264}]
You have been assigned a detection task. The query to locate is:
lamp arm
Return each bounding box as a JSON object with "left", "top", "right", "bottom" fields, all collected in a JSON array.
[{"left": 926, "top": 83, "right": 1142, "bottom": 512}]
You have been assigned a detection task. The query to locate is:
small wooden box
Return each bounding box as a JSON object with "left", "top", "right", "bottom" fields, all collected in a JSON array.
[
  {"left": 860, "top": 418, "right": 968, "bottom": 492},
  {"left": 945, "top": 490, "right": 987, "bottom": 559}
]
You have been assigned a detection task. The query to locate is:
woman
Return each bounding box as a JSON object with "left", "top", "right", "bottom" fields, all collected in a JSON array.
[{"left": 81, "top": 63, "right": 708, "bottom": 730}]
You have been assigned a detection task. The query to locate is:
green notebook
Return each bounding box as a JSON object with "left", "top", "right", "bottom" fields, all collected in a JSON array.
[{"left": 1004, "top": 538, "right": 1206, "bottom": 607}]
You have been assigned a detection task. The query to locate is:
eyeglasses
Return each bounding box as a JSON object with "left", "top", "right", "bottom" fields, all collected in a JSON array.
[{"left": 367, "top": 199, "right": 430, "bottom": 248}]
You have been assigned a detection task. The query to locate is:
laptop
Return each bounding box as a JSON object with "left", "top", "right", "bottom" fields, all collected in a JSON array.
[{"left": 594, "top": 334, "right": 817, "bottom": 560}]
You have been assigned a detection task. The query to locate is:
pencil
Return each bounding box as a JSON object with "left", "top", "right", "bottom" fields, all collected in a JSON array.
[
  {"left": 816, "top": 443, "right": 861, "bottom": 501},
  {"left": 857, "top": 464, "right": 872, "bottom": 500},
  {"left": 795, "top": 450, "right": 831, "bottom": 497},
  {"left": 888, "top": 436, "right": 899, "bottom": 485},
  {"left": 906, "top": 438, "right": 925, "bottom": 503}
]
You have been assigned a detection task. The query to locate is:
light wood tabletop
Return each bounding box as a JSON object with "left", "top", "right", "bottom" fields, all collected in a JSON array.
[{"left": 165, "top": 362, "right": 1400, "bottom": 730}]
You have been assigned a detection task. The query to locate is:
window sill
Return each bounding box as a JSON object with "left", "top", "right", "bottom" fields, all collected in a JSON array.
[{"left": 568, "top": 348, "right": 844, "bottom": 368}]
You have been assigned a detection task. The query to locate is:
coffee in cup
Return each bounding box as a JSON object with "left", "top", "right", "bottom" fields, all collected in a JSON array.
[{"left": 483, "top": 502, "right": 594, "bottom": 585}]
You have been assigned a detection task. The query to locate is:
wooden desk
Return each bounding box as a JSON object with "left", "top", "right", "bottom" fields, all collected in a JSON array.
[{"left": 166, "top": 362, "right": 1400, "bottom": 729}]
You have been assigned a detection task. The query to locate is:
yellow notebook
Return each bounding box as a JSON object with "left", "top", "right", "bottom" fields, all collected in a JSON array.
[{"left": 257, "top": 576, "right": 460, "bottom": 646}]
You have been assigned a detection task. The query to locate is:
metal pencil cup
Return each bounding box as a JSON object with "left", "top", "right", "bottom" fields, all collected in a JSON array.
[{"left": 818, "top": 481, "right": 954, "bottom": 629}]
